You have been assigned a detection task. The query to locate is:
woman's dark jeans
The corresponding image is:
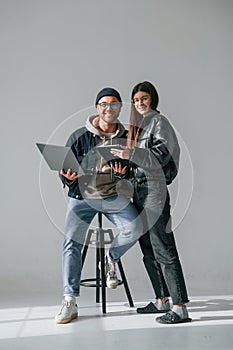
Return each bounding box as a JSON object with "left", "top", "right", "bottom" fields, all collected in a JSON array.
[{"left": 134, "top": 179, "right": 189, "bottom": 305}]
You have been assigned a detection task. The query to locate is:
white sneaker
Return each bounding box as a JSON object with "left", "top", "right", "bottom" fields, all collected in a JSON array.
[
  {"left": 55, "top": 299, "right": 78, "bottom": 324},
  {"left": 105, "top": 256, "right": 119, "bottom": 289}
]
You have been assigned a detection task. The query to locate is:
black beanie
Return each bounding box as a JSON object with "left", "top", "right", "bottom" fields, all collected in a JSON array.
[{"left": 95, "top": 87, "right": 122, "bottom": 106}]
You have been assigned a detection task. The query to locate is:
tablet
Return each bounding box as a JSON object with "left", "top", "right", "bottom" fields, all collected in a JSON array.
[
  {"left": 96, "top": 144, "right": 129, "bottom": 166},
  {"left": 36, "top": 143, "right": 84, "bottom": 174},
  {"left": 96, "top": 144, "right": 122, "bottom": 161}
]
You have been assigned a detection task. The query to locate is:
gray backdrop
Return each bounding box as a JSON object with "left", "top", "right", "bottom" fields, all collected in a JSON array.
[{"left": 1, "top": 0, "right": 233, "bottom": 307}]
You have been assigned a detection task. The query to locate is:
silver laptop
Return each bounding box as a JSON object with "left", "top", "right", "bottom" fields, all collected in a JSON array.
[{"left": 36, "top": 143, "right": 84, "bottom": 174}]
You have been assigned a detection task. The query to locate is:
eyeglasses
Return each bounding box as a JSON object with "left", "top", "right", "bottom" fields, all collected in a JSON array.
[
  {"left": 132, "top": 96, "right": 150, "bottom": 104},
  {"left": 97, "top": 102, "right": 121, "bottom": 110}
]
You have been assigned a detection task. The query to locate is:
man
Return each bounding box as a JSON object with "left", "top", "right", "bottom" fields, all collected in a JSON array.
[{"left": 55, "top": 87, "right": 142, "bottom": 324}]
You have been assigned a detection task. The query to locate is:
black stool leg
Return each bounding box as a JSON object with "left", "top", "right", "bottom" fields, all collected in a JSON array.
[
  {"left": 99, "top": 228, "right": 106, "bottom": 314},
  {"left": 117, "top": 260, "right": 134, "bottom": 307},
  {"left": 95, "top": 239, "right": 100, "bottom": 303},
  {"left": 82, "top": 230, "right": 92, "bottom": 266},
  {"left": 107, "top": 230, "right": 134, "bottom": 307}
]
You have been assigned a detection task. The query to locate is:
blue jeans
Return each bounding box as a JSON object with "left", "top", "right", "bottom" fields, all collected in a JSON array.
[{"left": 62, "top": 195, "right": 142, "bottom": 296}]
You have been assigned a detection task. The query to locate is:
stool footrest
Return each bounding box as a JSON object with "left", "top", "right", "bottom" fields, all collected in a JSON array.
[{"left": 80, "top": 277, "right": 123, "bottom": 287}]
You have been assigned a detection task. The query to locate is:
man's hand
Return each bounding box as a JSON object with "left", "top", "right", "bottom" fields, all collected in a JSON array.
[
  {"left": 60, "top": 168, "right": 81, "bottom": 182},
  {"left": 110, "top": 145, "right": 130, "bottom": 160},
  {"left": 110, "top": 162, "right": 127, "bottom": 175}
]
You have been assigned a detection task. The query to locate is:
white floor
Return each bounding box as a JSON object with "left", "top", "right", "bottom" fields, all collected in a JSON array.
[{"left": 0, "top": 294, "right": 233, "bottom": 350}]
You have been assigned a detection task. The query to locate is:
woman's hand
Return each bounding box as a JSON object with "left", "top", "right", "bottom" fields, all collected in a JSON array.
[
  {"left": 60, "top": 168, "right": 81, "bottom": 182},
  {"left": 110, "top": 145, "right": 130, "bottom": 160},
  {"left": 110, "top": 162, "right": 127, "bottom": 175}
]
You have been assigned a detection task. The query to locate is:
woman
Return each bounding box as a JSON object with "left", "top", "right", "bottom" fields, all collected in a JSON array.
[{"left": 111, "top": 81, "right": 191, "bottom": 324}]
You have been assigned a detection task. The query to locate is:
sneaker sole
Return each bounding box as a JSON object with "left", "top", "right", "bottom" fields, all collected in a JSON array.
[
  {"left": 107, "top": 284, "right": 118, "bottom": 289},
  {"left": 137, "top": 309, "right": 169, "bottom": 314},
  {"left": 55, "top": 312, "right": 78, "bottom": 324},
  {"left": 156, "top": 317, "right": 192, "bottom": 324}
]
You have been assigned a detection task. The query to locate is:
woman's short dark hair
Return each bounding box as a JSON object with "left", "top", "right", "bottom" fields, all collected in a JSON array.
[{"left": 131, "top": 81, "right": 159, "bottom": 110}]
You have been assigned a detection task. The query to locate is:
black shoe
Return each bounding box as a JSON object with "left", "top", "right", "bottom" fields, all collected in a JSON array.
[
  {"left": 156, "top": 310, "right": 192, "bottom": 324},
  {"left": 137, "top": 302, "right": 168, "bottom": 314}
]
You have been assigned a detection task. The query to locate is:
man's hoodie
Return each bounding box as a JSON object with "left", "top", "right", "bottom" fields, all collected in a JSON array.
[{"left": 83, "top": 115, "right": 126, "bottom": 199}]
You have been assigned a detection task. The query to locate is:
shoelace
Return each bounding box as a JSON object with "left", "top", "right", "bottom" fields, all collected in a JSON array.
[
  {"left": 106, "top": 261, "right": 116, "bottom": 273},
  {"left": 108, "top": 271, "right": 117, "bottom": 278},
  {"left": 60, "top": 300, "right": 72, "bottom": 311}
]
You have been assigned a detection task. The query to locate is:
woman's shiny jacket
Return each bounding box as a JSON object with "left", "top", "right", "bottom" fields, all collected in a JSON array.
[{"left": 128, "top": 110, "right": 180, "bottom": 185}]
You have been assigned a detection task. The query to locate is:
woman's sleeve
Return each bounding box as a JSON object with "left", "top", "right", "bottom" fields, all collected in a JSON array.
[{"left": 129, "top": 116, "right": 179, "bottom": 171}]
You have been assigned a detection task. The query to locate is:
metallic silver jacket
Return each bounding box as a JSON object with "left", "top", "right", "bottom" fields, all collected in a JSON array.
[{"left": 129, "top": 110, "right": 180, "bottom": 185}]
